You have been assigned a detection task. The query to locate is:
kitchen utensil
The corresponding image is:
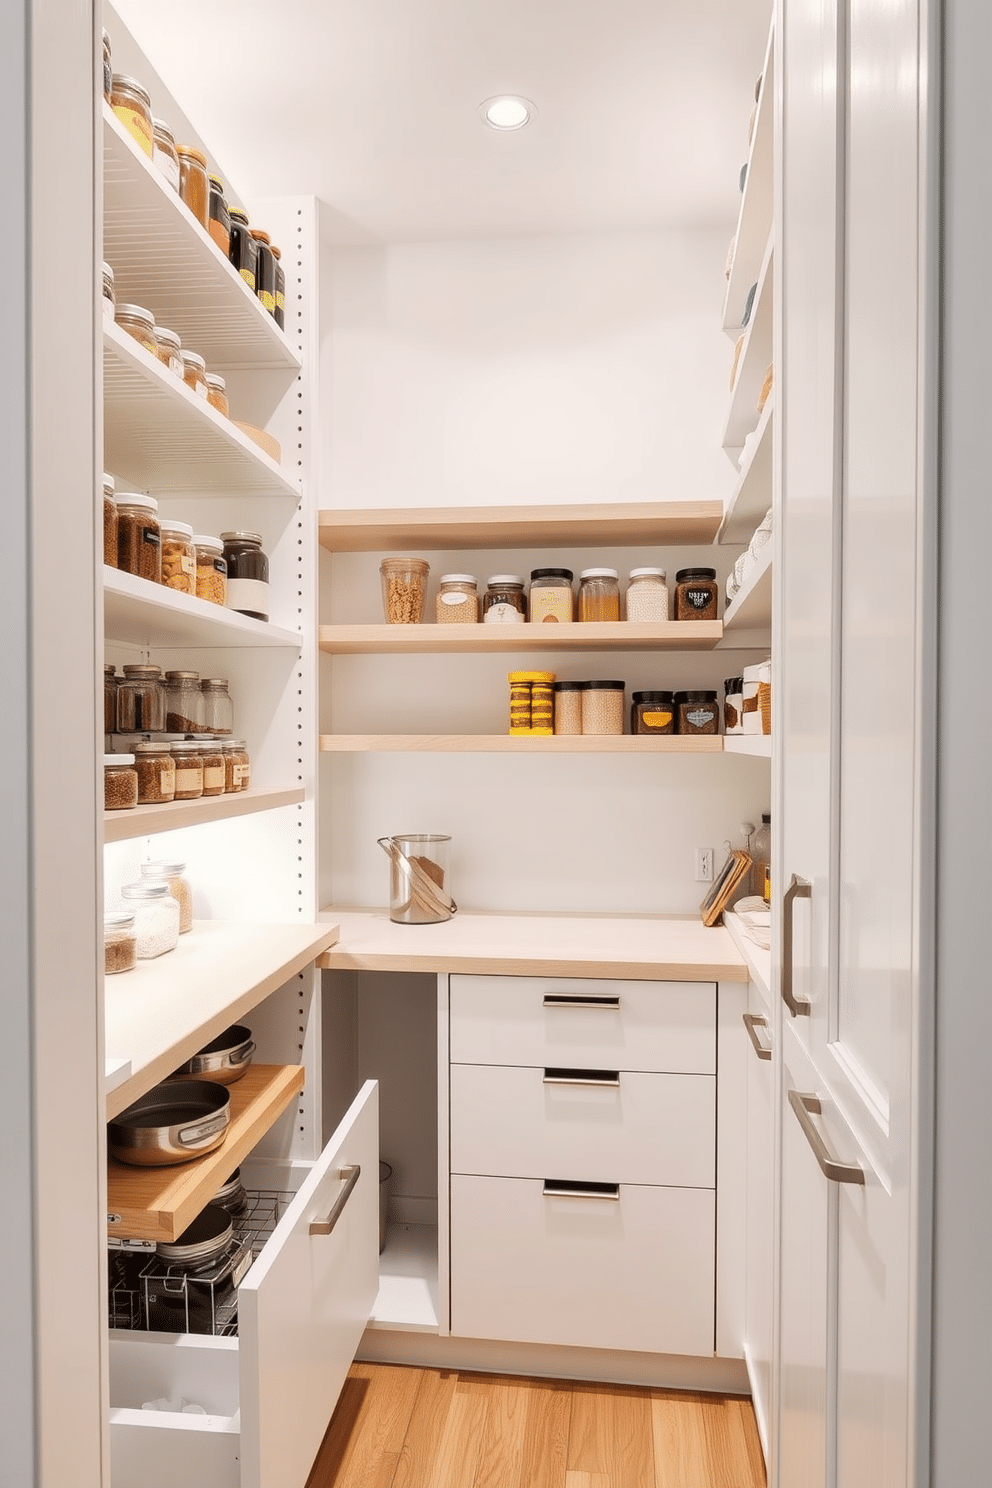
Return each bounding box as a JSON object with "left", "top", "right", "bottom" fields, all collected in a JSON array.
[
  {"left": 377, "top": 834, "right": 457, "bottom": 924},
  {"left": 168, "top": 1024, "right": 255, "bottom": 1085},
  {"left": 108, "top": 1079, "right": 230, "bottom": 1167}
]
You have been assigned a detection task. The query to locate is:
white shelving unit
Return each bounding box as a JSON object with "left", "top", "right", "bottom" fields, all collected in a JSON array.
[
  {"left": 718, "top": 397, "right": 774, "bottom": 545},
  {"left": 104, "top": 566, "right": 302, "bottom": 649},
  {"left": 722, "top": 235, "right": 774, "bottom": 457},
  {"left": 721, "top": 543, "right": 773, "bottom": 638},
  {"left": 103, "top": 786, "right": 306, "bottom": 843},
  {"left": 722, "top": 23, "right": 775, "bottom": 334}
]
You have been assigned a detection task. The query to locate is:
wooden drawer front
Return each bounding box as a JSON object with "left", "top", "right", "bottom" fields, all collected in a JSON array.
[
  {"left": 449, "top": 975, "right": 715, "bottom": 1074},
  {"left": 450, "top": 1064, "right": 715, "bottom": 1188},
  {"left": 450, "top": 1175, "right": 715, "bottom": 1357}
]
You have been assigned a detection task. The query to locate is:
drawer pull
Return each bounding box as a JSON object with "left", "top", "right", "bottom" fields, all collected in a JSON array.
[
  {"left": 543, "top": 1067, "right": 621, "bottom": 1087},
  {"left": 788, "top": 1091, "right": 865, "bottom": 1185},
  {"left": 309, "top": 1163, "right": 361, "bottom": 1236},
  {"left": 742, "top": 1012, "right": 773, "bottom": 1060},
  {"left": 543, "top": 1178, "right": 620, "bottom": 1200},
  {"left": 782, "top": 874, "right": 813, "bottom": 1017},
  {"left": 543, "top": 994, "right": 621, "bottom": 1009}
]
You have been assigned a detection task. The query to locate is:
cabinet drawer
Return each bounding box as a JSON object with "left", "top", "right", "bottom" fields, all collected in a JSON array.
[
  {"left": 109, "top": 1081, "right": 379, "bottom": 1488},
  {"left": 450, "top": 1174, "right": 715, "bottom": 1356},
  {"left": 450, "top": 1064, "right": 715, "bottom": 1188},
  {"left": 450, "top": 975, "right": 715, "bottom": 1074}
]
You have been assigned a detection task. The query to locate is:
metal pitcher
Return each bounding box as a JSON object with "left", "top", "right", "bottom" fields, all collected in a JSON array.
[{"left": 377, "top": 834, "right": 457, "bottom": 925}]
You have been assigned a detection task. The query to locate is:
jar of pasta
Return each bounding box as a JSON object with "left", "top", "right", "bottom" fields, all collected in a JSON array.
[
  {"left": 207, "top": 176, "right": 231, "bottom": 256},
  {"left": 205, "top": 374, "right": 229, "bottom": 417},
  {"left": 170, "top": 742, "right": 204, "bottom": 801},
  {"left": 102, "top": 473, "right": 117, "bottom": 567},
  {"left": 181, "top": 351, "right": 209, "bottom": 399},
  {"left": 151, "top": 119, "right": 180, "bottom": 192},
  {"left": 176, "top": 144, "right": 209, "bottom": 228},
  {"left": 577, "top": 569, "right": 620, "bottom": 623},
  {"left": 154, "top": 326, "right": 183, "bottom": 377},
  {"left": 115, "top": 304, "right": 158, "bottom": 358},
  {"left": 110, "top": 74, "right": 153, "bottom": 156},
  {"left": 194, "top": 534, "right": 227, "bottom": 604},
  {"left": 115, "top": 493, "right": 161, "bottom": 581},
  {"left": 159, "top": 520, "right": 196, "bottom": 594},
  {"left": 132, "top": 742, "right": 176, "bottom": 805},
  {"left": 435, "top": 575, "right": 478, "bottom": 623}
]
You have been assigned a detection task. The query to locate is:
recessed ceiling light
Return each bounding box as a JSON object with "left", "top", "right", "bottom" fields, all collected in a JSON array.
[{"left": 481, "top": 96, "right": 535, "bottom": 131}]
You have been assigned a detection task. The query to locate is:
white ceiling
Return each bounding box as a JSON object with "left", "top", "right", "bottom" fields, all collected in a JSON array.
[{"left": 112, "top": 0, "right": 770, "bottom": 245}]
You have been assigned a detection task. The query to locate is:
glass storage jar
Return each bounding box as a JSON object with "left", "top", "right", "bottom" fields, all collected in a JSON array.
[
  {"left": 104, "top": 664, "right": 118, "bottom": 736},
  {"left": 223, "top": 739, "right": 249, "bottom": 793},
  {"left": 102, "top": 261, "right": 115, "bottom": 321},
  {"left": 159, "top": 520, "right": 196, "bottom": 594},
  {"left": 435, "top": 575, "right": 479, "bottom": 623},
  {"left": 379, "top": 557, "right": 428, "bottom": 624},
  {"left": 104, "top": 753, "right": 138, "bottom": 811},
  {"left": 115, "top": 303, "right": 158, "bottom": 357},
  {"left": 154, "top": 326, "right": 183, "bottom": 377},
  {"left": 529, "top": 569, "right": 573, "bottom": 624},
  {"left": 176, "top": 144, "right": 209, "bottom": 228},
  {"left": 102, "top": 28, "right": 112, "bottom": 99},
  {"left": 625, "top": 568, "right": 669, "bottom": 622},
  {"left": 581, "top": 680, "right": 625, "bottom": 735},
  {"left": 132, "top": 741, "right": 176, "bottom": 805},
  {"left": 674, "top": 689, "right": 720, "bottom": 735},
  {"left": 117, "top": 663, "right": 165, "bottom": 733},
  {"left": 205, "top": 374, "right": 229, "bottom": 417},
  {"left": 193, "top": 534, "right": 227, "bottom": 605},
  {"left": 228, "top": 208, "right": 258, "bottom": 290},
  {"left": 120, "top": 880, "right": 180, "bottom": 959},
  {"left": 139, "top": 859, "right": 193, "bottom": 933},
  {"left": 577, "top": 569, "right": 621, "bottom": 623},
  {"left": 207, "top": 176, "right": 231, "bottom": 256},
  {"left": 251, "top": 229, "right": 276, "bottom": 315},
  {"left": 482, "top": 575, "right": 527, "bottom": 624},
  {"left": 151, "top": 119, "right": 181, "bottom": 192},
  {"left": 631, "top": 689, "right": 675, "bottom": 735},
  {"left": 741, "top": 663, "right": 763, "bottom": 735},
  {"left": 271, "top": 244, "right": 286, "bottom": 328},
  {"left": 181, "top": 351, "right": 209, "bottom": 400},
  {"left": 222, "top": 533, "right": 270, "bottom": 621},
  {"left": 197, "top": 741, "right": 226, "bottom": 797},
  {"left": 724, "top": 677, "right": 744, "bottom": 734},
  {"left": 750, "top": 813, "right": 771, "bottom": 901},
  {"left": 199, "top": 678, "right": 234, "bottom": 735},
  {"left": 552, "top": 680, "right": 584, "bottom": 736},
  {"left": 115, "top": 493, "right": 161, "bottom": 582},
  {"left": 110, "top": 73, "right": 153, "bottom": 156},
  {"left": 164, "top": 670, "right": 204, "bottom": 734},
  {"left": 102, "top": 473, "right": 117, "bottom": 567},
  {"left": 674, "top": 568, "right": 719, "bottom": 622},
  {"left": 170, "top": 742, "right": 204, "bottom": 801},
  {"left": 104, "top": 912, "right": 137, "bottom": 975}
]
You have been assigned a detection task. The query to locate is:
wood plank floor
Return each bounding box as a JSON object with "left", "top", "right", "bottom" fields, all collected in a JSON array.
[{"left": 305, "top": 1364, "right": 767, "bottom": 1488}]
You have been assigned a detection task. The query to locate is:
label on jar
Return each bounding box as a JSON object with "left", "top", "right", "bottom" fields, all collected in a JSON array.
[
  {"left": 168, "top": 354, "right": 183, "bottom": 376},
  {"left": 175, "top": 766, "right": 201, "bottom": 791},
  {"left": 484, "top": 603, "right": 525, "bottom": 624},
  {"left": 259, "top": 289, "right": 275, "bottom": 313},
  {"left": 234, "top": 762, "right": 250, "bottom": 786},
  {"left": 203, "top": 765, "right": 225, "bottom": 790},
  {"left": 440, "top": 592, "right": 469, "bottom": 606},
  {"left": 685, "top": 587, "right": 713, "bottom": 610},
  {"left": 642, "top": 709, "right": 673, "bottom": 729},
  {"left": 195, "top": 381, "right": 209, "bottom": 399},
  {"left": 142, "top": 526, "right": 160, "bottom": 548},
  {"left": 529, "top": 590, "right": 572, "bottom": 623},
  {"left": 687, "top": 707, "right": 717, "bottom": 729},
  {"left": 239, "top": 267, "right": 256, "bottom": 291},
  {"left": 181, "top": 554, "right": 196, "bottom": 577},
  {"left": 227, "top": 578, "right": 270, "bottom": 618},
  {"left": 160, "top": 766, "right": 176, "bottom": 792}
]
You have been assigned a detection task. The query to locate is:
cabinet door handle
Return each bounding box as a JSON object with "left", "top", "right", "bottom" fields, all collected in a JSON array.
[
  {"left": 782, "top": 873, "right": 813, "bottom": 1017},
  {"left": 309, "top": 1163, "right": 362, "bottom": 1236},
  {"left": 543, "top": 1067, "right": 621, "bottom": 1086},
  {"left": 542, "top": 1179, "right": 620, "bottom": 1200},
  {"left": 542, "top": 994, "right": 621, "bottom": 1009},
  {"left": 788, "top": 1091, "right": 864, "bottom": 1185},
  {"left": 742, "top": 1012, "right": 773, "bottom": 1060}
]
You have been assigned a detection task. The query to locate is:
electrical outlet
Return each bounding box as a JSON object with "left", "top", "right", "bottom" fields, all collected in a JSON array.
[{"left": 695, "top": 847, "right": 714, "bottom": 882}]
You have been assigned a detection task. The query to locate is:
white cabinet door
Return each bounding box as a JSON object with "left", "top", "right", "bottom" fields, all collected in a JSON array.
[{"left": 742, "top": 984, "right": 775, "bottom": 1462}]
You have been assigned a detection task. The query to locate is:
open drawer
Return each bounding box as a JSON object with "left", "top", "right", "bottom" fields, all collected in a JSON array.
[{"left": 108, "top": 1080, "right": 378, "bottom": 1488}]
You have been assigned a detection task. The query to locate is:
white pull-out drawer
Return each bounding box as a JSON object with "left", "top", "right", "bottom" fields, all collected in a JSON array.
[
  {"left": 450, "top": 1064, "right": 715, "bottom": 1189},
  {"left": 450, "top": 1174, "right": 715, "bottom": 1356},
  {"left": 109, "top": 1080, "right": 379, "bottom": 1488},
  {"left": 449, "top": 975, "right": 715, "bottom": 1074}
]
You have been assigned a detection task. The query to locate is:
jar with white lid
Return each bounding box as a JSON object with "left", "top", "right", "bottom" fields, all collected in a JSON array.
[
  {"left": 181, "top": 351, "right": 209, "bottom": 399},
  {"left": 115, "top": 303, "right": 158, "bottom": 358},
  {"left": 194, "top": 535, "right": 227, "bottom": 605},
  {"left": 159, "top": 519, "right": 196, "bottom": 594},
  {"left": 114, "top": 493, "right": 160, "bottom": 582},
  {"left": 151, "top": 118, "right": 180, "bottom": 192},
  {"left": 104, "top": 753, "right": 138, "bottom": 811},
  {"left": 104, "top": 912, "right": 137, "bottom": 975},
  {"left": 120, "top": 880, "right": 180, "bottom": 958},
  {"left": 139, "top": 859, "right": 192, "bottom": 934},
  {"left": 625, "top": 568, "right": 669, "bottom": 622},
  {"left": 435, "top": 574, "right": 479, "bottom": 623},
  {"left": 154, "top": 326, "right": 183, "bottom": 377},
  {"left": 482, "top": 575, "right": 527, "bottom": 624},
  {"left": 200, "top": 678, "right": 234, "bottom": 735},
  {"left": 205, "top": 373, "right": 229, "bottom": 417},
  {"left": 577, "top": 569, "right": 620, "bottom": 622},
  {"left": 110, "top": 73, "right": 153, "bottom": 156},
  {"left": 102, "top": 262, "right": 115, "bottom": 321}
]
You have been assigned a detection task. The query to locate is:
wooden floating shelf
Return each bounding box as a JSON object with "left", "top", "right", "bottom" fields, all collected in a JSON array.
[
  {"left": 318, "top": 620, "right": 724, "bottom": 655},
  {"left": 104, "top": 565, "right": 302, "bottom": 649},
  {"left": 318, "top": 500, "right": 724, "bottom": 553},
  {"left": 106, "top": 1063, "right": 304, "bottom": 1244},
  {"left": 103, "top": 786, "right": 306, "bottom": 843},
  {"left": 319, "top": 734, "right": 725, "bottom": 754}
]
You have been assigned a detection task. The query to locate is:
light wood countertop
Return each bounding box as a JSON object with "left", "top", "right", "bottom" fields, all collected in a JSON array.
[{"left": 316, "top": 909, "right": 749, "bottom": 982}]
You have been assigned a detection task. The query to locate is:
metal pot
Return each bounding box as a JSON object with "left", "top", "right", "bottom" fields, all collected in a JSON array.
[
  {"left": 156, "top": 1204, "right": 233, "bottom": 1271},
  {"left": 213, "top": 1168, "right": 249, "bottom": 1217},
  {"left": 108, "top": 1080, "right": 230, "bottom": 1167},
  {"left": 170, "top": 1024, "right": 255, "bottom": 1085}
]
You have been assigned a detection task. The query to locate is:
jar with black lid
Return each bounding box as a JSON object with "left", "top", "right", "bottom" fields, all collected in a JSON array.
[
  {"left": 529, "top": 569, "right": 573, "bottom": 624},
  {"left": 207, "top": 176, "right": 231, "bottom": 257},
  {"left": 221, "top": 532, "right": 269, "bottom": 621},
  {"left": 251, "top": 230, "right": 277, "bottom": 315},
  {"left": 674, "top": 568, "right": 719, "bottom": 621},
  {"left": 631, "top": 690, "right": 675, "bottom": 735},
  {"left": 552, "top": 680, "right": 584, "bottom": 736},
  {"left": 228, "top": 208, "right": 258, "bottom": 291},
  {"left": 271, "top": 244, "right": 286, "bottom": 328},
  {"left": 674, "top": 689, "right": 720, "bottom": 735}
]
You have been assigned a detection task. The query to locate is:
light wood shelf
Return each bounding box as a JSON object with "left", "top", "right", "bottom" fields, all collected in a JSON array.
[
  {"left": 319, "top": 734, "right": 724, "bottom": 753},
  {"left": 104, "top": 565, "right": 302, "bottom": 649},
  {"left": 318, "top": 500, "right": 723, "bottom": 553},
  {"left": 103, "top": 786, "right": 305, "bottom": 843},
  {"left": 722, "top": 235, "right": 774, "bottom": 456},
  {"left": 718, "top": 398, "right": 774, "bottom": 546},
  {"left": 105, "top": 919, "right": 340, "bottom": 1119},
  {"left": 723, "top": 734, "right": 772, "bottom": 758},
  {"left": 722, "top": 21, "right": 775, "bottom": 333},
  {"left": 106, "top": 1062, "right": 304, "bottom": 1244},
  {"left": 318, "top": 620, "right": 723, "bottom": 655},
  {"left": 103, "top": 103, "right": 300, "bottom": 372},
  {"left": 103, "top": 321, "right": 300, "bottom": 497},
  {"left": 720, "top": 543, "right": 773, "bottom": 641}
]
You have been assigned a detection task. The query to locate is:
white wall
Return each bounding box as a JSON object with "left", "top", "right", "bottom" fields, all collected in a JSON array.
[{"left": 317, "top": 226, "right": 771, "bottom": 915}]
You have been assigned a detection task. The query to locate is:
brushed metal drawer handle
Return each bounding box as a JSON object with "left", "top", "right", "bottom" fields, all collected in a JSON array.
[
  {"left": 543, "top": 1179, "right": 620, "bottom": 1200},
  {"left": 788, "top": 1091, "right": 864, "bottom": 1186},
  {"left": 543, "top": 1067, "right": 621, "bottom": 1087},
  {"left": 309, "top": 1163, "right": 361, "bottom": 1236},
  {"left": 742, "top": 1012, "right": 772, "bottom": 1060},
  {"left": 543, "top": 994, "right": 621, "bottom": 1009},
  {"left": 782, "top": 874, "right": 812, "bottom": 1017}
]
